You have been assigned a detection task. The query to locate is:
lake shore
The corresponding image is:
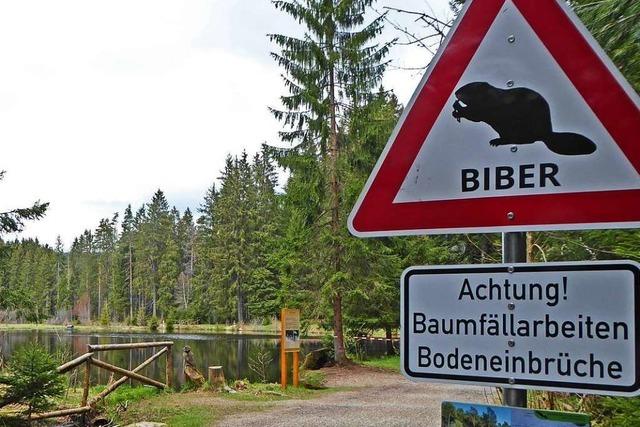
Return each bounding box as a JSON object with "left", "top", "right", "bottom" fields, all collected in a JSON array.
[{"left": 0, "top": 322, "right": 327, "bottom": 337}]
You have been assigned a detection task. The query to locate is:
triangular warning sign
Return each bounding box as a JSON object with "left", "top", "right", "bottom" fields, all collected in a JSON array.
[{"left": 349, "top": 0, "right": 640, "bottom": 237}]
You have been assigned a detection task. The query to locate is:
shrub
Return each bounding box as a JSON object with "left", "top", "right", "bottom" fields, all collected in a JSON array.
[
  {"left": 148, "top": 316, "right": 159, "bottom": 332},
  {"left": 135, "top": 307, "right": 146, "bottom": 326},
  {"left": 300, "top": 370, "right": 327, "bottom": 389},
  {"left": 248, "top": 348, "right": 273, "bottom": 383},
  {"left": 0, "top": 344, "right": 65, "bottom": 418},
  {"left": 99, "top": 306, "right": 110, "bottom": 327},
  {"left": 165, "top": 313, "right": 175, "bottom": 333}
]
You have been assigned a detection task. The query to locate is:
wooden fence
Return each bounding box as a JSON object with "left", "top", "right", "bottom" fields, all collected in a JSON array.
[{"left": 30, "top": 341, "right": 173, "bottom": 421}]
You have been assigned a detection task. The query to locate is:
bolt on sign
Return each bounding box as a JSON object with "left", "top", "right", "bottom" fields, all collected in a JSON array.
[
  {"left": 282, "top": 308, "right": 301, "bottom": 352},
  {"left": 401, "top": 262, "right": 640, "bottom": 395},
  {"left": 348, "top": 0, "right": 640, "bottom": 237}
]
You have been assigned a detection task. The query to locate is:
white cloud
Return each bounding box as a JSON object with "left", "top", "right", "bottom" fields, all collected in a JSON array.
[{"left": 0, "top": 0, "right": 451, "bottom": 248}]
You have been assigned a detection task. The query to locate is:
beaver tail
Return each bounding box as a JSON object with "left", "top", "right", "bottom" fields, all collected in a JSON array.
[{"left": 542, "top": 132, "right": 597, "bottom": 156}]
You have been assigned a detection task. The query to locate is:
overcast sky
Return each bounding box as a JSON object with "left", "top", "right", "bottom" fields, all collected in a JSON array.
[{"left": 0, "top": 0, "right": 453, "bottom": 248}]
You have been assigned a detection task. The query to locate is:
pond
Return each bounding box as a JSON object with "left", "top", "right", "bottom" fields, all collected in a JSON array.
[{"left": 0, "top": 330, "right": 394, "bottom": 386}]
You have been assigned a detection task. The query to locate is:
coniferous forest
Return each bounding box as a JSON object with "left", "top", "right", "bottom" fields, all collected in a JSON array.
[{"left": 0, "top": 0, "right": 638, "bottom": 362}]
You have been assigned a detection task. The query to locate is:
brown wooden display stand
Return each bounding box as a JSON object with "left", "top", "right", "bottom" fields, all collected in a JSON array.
[{"left": 280, "top": 308, "right": 300, "bottom": 389}]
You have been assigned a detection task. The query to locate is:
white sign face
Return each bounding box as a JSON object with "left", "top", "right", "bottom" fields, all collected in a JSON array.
[
  {"left": 394, "top": 0, "right": 640, "bottom": 204},
  {"left": 401, "top": 261, "right": 640, "bottom": 395}
]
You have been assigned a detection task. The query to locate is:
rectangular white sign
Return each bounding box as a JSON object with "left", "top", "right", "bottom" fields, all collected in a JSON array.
[{"left": 401, "top": 261, "right": 640, "bottom": 395}]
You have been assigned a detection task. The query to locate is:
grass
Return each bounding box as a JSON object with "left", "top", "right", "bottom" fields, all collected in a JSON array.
[
  {"left": 57, "top": 384, "right": 161, "bottom": 409},
  {"left": 51, "top": 380, "right": 342, "bottom": 426},
  {"left": 359, "top": 355, "right": 400, "bottom": 372},
  {"left": 114, "top": 382, "right": 344, "bottom": 426},
  {"left": 107, "top": 391, "right": 246, "bottom": 426}
]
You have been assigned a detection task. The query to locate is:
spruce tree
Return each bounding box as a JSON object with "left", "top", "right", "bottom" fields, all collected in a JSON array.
[
  {"left": 94, "top": 215, "right": 118, "bottom": 318},
  {"left": 176, "top": 208, "right": 196, "bottom": 311},
  {"left": 120, "top": 205, "right": 136, "bottom": 319},
  {"left": 144, "top": 190, "right": 172, "bottom": 317},
  {"left": 53, "top": 236, "right": 69, "bottom": 313},
  {"left": 270, "top": 0, "right": 391, "bottom": 362}
]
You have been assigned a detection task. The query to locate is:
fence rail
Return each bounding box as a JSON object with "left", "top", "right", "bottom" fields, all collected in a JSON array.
[{"left": 31, "top": 341, "right": 173, "bottom": 421}]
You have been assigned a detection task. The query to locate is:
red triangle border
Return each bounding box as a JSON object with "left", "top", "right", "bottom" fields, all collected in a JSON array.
[{"left": 349, "top": 0, "right": 640, "bottom": 236}]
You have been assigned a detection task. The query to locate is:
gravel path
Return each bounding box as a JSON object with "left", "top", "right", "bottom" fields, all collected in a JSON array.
[{"left": 218, "top": 365, "right": 491, "bottom": 427}]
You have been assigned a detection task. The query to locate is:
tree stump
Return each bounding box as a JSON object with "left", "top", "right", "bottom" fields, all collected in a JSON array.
[
  {"left": 208, "top": 366, "right": 225, "bottom": 390},
  {"left": 182, "top": 346, "right": 204, "bottom": 387}
]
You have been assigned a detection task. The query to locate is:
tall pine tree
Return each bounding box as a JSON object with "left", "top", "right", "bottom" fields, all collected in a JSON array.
[{"left": 269, "top": 0, "right": 391, "bottom": 362}]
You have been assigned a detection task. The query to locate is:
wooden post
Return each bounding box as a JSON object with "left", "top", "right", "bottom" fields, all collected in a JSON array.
[
  {"left": 81, "top": 360, "right": 91, "bottom": 407},
  {"left": 292, "top": 351, "right": 299, "bottom": 387},
  {"left": 88, "top": 341, "right": 173, "bottom": 351},
  {"left": 57, "top": 352, "right": 93, "bottom": 374},
  {"left": 89, "top": 347, "right": 168, "bottom": 406},
  {"left": 166, "top": 344, "right": 173, "bottom": 389},
  {"left": 90, "top": 358, "right": 166, "bottom": 389},
  {"left": 30, "top": 406, "right": 91, "bottom": 420},
  {"left": 208, "top": 366, "right": 226, "bottom": 390},
  {"left": 280, "top": 308, "right": 287, "bottom": 389}
]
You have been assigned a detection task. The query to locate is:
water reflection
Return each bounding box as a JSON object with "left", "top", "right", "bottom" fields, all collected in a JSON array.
[
  {"left": 0, "top": 330, "right": 308, "bottom": 386},
  {"left": 0, "top": 330, "right": 395, "bottom": 386}
]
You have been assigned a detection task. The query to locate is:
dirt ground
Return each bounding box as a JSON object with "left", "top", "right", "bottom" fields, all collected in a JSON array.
[{"left": 217, "top": 364, "right": 492, "bottom": 427}]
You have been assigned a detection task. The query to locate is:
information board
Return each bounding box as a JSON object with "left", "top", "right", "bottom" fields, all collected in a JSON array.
[{"left": 282, "top": 308, "right": 300, "bottom": 352}]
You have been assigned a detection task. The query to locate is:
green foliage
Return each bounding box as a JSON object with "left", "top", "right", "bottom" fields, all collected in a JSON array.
[
  {"left": 359, "top": 355, "right": 399, "bottom": 372},
  {"left": 148, "top": 315, "right": 159, "bottom": 332},
  {"left": 572, "top": 0, "right": 640, "bottom": 92},
  {"left": 191, "top": 148, "right": 281, "bottom": 324},
  {"left": 135, "top": 306, "right": 146, "bottom": 326},
  {"left": 300, "top": 370, "right": 327, "bottom": 389},
  {"left": 0, "top": 171, "right": 49, "bottom": 235},
  {"left": 595, "top": 396, "right": 640, "bottom": 426},
  {"left": 97, "top": 384, "right": 161, "bottom": 407},
  {"left": 165, "top": 312, "right": 175, "bottom": 333},
  {"left": 99, "top": 305, "right": 110, "bottom": 326},
  {"left": 0, "top": 344, "right": 65, "bottom": 417},
  {"left": 269, "top": 0, "right": 393, "bottom": 362}
]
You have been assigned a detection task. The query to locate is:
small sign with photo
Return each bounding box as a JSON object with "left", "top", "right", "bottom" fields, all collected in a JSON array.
[
  {"left": 282, "top": 308, "right": 300, "bottom": 352},
  {"left": 442, "top": 401, "right": 590, "bottom": 427},
  {"left": 285, "top": 329, "right": 300, "bottom": 351}
]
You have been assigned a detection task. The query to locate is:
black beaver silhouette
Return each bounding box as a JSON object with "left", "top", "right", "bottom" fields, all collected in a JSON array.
[{"left": 452, "top": 82, "right": 596, "bottom": 156}]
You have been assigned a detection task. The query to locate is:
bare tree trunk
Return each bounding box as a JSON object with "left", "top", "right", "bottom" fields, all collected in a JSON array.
[
  {"left": 56, "top": 259, "right": 61, "bottom": 311},
  {"left": 328, "top": 58, "right": 346, "bottom": 364},
  {"left": 332, "top": 293, "right": 346, "bottom": 363},
  {"left": 98, "top": 263, "right": 102, "bottom": 316},
  {"left": 385, "top": 327, "right": 395, "bottom": 356},
  {"left": 185, "top": 244, "right": 194, "bottom": 309},
  {"left": 129, "top": 244, "right": 133, "bottom": 319},
  {"left": 237, "top": 278, "right": 244, "bottom": 324},
  {"left": 152, "top": 288, "right": 157, "bottom": 318},
  {"left": 152, "top": 260, "right": 157, "bottom": 318}
]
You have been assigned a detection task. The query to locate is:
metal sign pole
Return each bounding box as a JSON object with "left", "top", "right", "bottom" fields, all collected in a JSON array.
[{"left": 502, "top": 231, "right": 527, "bottom": 407}]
